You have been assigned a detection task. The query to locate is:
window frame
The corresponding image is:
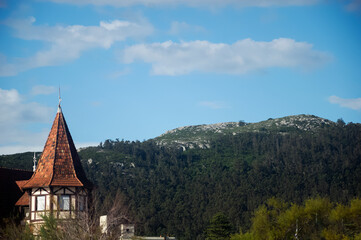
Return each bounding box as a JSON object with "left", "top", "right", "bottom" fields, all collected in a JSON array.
[{"left": 59, "top": 195, "right": 71, "bottom": 211}]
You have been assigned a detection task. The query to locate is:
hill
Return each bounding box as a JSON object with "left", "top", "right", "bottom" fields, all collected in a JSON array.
[
  {"left": 155, "top": 114, "right": 335, "bottom": 149},
  {"left": 1, "top": 115, "right": 360, "bottom": 239}
]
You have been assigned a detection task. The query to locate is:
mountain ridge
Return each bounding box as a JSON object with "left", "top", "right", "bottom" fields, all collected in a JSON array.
[{"left": 155, "top": 114, "right": 335, "bottom": 149}]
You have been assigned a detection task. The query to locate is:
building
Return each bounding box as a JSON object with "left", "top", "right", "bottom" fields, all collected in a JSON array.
[
  {"left": 0, "top": 167, "right": 33, "bottom": 222},
  {"left": 16, "top": 101, "right": 93, "bottom": 232}
]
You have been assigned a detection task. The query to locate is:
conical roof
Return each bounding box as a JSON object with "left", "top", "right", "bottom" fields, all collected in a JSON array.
[{"left": 22, "top": 105, "right": 92, "bottom": 189}]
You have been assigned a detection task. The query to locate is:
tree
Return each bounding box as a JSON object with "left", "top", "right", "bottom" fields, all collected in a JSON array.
[
  {"left": 0, "top": 218, "right": 34, "bottom": 240},
  {"left": 337, "top": 118, "right": 345, "bottom": 127},
  {"left": 206, "top": 212, "right": 233, "bottom": 240},
  {"left": 39, "top": 214, "right": 63, "bottom": 240},
  {"left": 238, "top": 120, "right": 246, "bottom": 127}
]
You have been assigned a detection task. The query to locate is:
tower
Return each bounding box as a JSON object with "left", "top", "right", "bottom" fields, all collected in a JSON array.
[{"left": 20, "top": 101, "right": 92, "bottom": 231}]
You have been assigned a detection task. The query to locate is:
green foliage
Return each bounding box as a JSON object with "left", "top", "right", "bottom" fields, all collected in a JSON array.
[
  {"left": 238, "top": 120, "right": 247, "bottom": 127},
  {"left": 230, "top": 229, "right": 254, "bottom": 240},
  {"left": 39, "top": 214, "right": 63, "bottom": 240},
  {"left": 0, "top": 152, "right": 37, "bottom": 170},
  {"left": 0, "top": 218, "right": 34, "bottom": 240},
  {"left": 232, "top": 197, "right": 361, "bottom": 240},
  {"left": 206, "top": 213, "right": 232, "bottom": 240},
  {"left": 337, "top": 118, "right": 346, "bottom": 127}
]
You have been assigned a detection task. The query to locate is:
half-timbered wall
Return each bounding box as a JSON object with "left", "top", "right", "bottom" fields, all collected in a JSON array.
[
  {"left": 29, "top": 186, "right": 89, "bottom": 223},
  {"left": 30, "top": 187, "right": 51, "bottom": 221}
]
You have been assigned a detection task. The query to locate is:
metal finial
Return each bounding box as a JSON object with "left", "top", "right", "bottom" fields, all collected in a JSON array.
[
  {"left": 33, "top": 152, "right": 37, "bottom": 172},
  {"left": 58, "top": 87, "right": 62, "bottom": 113}
]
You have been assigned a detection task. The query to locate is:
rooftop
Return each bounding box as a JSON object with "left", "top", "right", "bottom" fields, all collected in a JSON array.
[{"left": 22, "top": 105, "right": 92, "bottom": 189}]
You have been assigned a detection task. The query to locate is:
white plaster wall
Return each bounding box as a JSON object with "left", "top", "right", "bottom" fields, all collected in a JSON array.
[
  {"left": 53, "top": 195, "right": 58, "bottom": 210},
  {"left": 65, "top": 187, "right": 75, "bottom": 194},
  {"left": 46, "top": 195, "right": 51, "bottom": 209},
  {"left": 33, "top": 190, "right": 40, "bottom": 195},
  {"left": 71, "top": 195, "right": 76, "bottom": 210},
  {"left": 59, "top": 211, "right": 70, "bottom": 219},
  {"left": 31, "top": 196, "right": 36, "bottom": 210}
]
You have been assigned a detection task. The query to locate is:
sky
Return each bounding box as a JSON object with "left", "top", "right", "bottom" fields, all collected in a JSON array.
[{"left": 0, "top": 0, "right": 360, "bottom": 155}]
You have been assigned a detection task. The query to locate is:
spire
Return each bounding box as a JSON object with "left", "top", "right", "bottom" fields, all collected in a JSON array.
[
  {"left": 23, "top": 104, "right": 92, "bottom": 189},
  {"left": 32, "top": 152, "right": 37, "bottom": 172},
  {"left": 57, "top": 87, "right": 62, "bottom": 113}
]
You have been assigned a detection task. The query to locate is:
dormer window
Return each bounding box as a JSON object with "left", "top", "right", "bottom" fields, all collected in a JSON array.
[{"left": 60, "top": 195, "right": 70, "bottom": 210}]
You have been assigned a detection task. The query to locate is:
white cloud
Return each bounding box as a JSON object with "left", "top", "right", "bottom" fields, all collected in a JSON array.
[
  {"left": 329, "top": 96, "right": 361, "bottom": 110},
  {"left": 44, "top": 0, "right": 319, "bottom": 7},
  {"left": 0, "top": 88, "right": 99, "bottom": 154},
  {"left": 169, "top": 21, "right": 205, "bottom": 35},
  {"left": 0, "top": 88, "right": 54, "bottom": 154},
  {"left": 198, "top": 101, "right": 230, "bottom": 109},
  {"left": 31, "top": 85, "right": 57, "bottom": 96},
  {"left": 0, "top": 17, "right": 153, "bottom": 76},
  {"left": 120, "top": 38, "right": 331, "bottom": 76},
  {"left": 0, "top": 88, "right": 53, "bottom": 125}
]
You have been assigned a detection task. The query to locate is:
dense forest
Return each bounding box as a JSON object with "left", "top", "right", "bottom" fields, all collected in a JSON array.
[{"left": 1, "top": 120, "right": 361, "bottom": 239}]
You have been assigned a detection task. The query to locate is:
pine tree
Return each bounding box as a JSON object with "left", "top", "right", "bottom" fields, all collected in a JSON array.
[{"left": 206, "top": 212, "right": 232, "bottom": 240}]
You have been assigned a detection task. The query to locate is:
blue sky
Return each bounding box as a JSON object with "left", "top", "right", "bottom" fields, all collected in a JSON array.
[{"left": 0, "top": 0, "right": 360, "bottom": 154}]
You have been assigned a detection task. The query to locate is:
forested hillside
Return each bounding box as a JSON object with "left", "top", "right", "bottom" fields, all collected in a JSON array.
[{"left": 1, "top": 117, "right": 361, "bottom": 239}]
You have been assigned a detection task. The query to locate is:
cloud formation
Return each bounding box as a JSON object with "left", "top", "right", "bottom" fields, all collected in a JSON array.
[
  {"left": 45, "top": 0, "right": 319, "bottom": 7},
  {"left": 120, "top": 38, "right": 331, "bottom": 75},
  {"left": 0, "top": 88, "right": 54, "bottom": 153},
  {"left": 0, "top": 17, "right": 153, "bottom": 76},
  {"left": 0, "top": 88, "right": 99, "bottom": 154},
  {"left": 329, "top": 96, "right": 361, "bottom": 110}
]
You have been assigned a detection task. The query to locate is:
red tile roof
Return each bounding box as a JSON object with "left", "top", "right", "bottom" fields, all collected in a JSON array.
[
  {"left": 16, "top": 180, "right": 29, "bottom": 191},
  {"left": 15, "top": 180, "right": 30, "bottom": 206},
  {"left": 22, "top": 106, "right": 92, "bottom": 189},
  {"left": 15, "top": 192, "right": 29, "bottom": 206}
]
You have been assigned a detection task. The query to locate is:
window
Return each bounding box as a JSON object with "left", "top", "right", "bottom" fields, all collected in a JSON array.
[
  {"left": 59, "top": 195, "right": 70, "bottom": 210},
  {"left": 78, "top": 196, "right": 85, "bottom": 211},
  {"left": 36, "top": 196, "right": 45, "bottom": 211},
  {"left": 24, "top": 207, "right": 29, "bottom": 218}
]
